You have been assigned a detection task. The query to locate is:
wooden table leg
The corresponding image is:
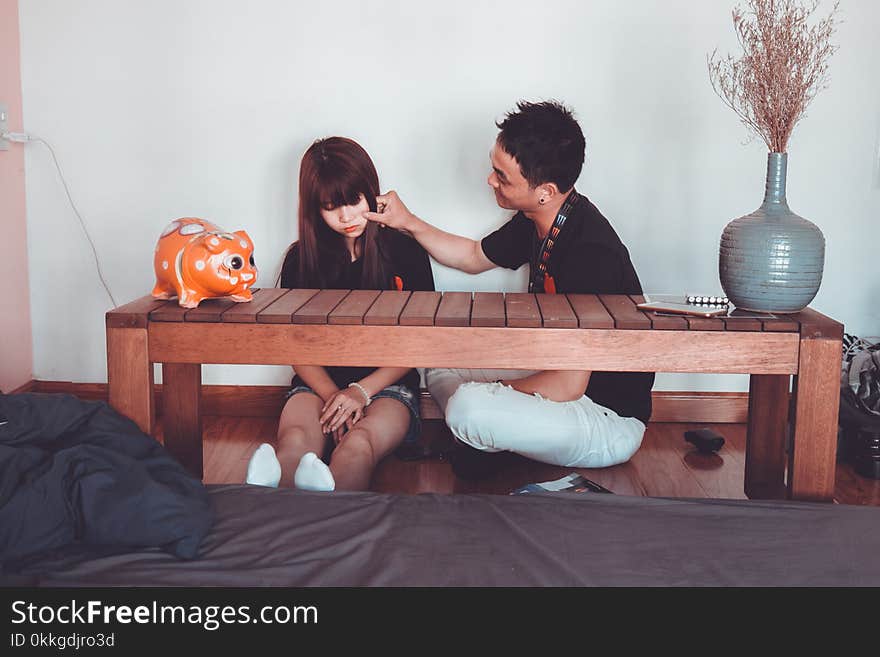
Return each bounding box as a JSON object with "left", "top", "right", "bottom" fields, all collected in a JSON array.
[
  {"left": 162, "top": 362, "right": 203, "bottom": 479},
  {"left": 107, "top": 326, "right": 154, "bottom": 435},
  {"left": 788, "top": 337, "right": 842, "bottom": 502},
  {"left": 745, "top": 374, "right": 790, "bottom": 499}
]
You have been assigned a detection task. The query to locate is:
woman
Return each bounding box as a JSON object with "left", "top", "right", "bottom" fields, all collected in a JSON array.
[{"left": 246, "top": 137, "right": 434, "bottom": 491}]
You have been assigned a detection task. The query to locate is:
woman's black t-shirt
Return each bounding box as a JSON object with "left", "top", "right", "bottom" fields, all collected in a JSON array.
[
  {"left": 279, "top": 230, "right": 435, "bottom": 394},
  {"left": 480, "top": 192, "right": 655, "bottom": 424}
]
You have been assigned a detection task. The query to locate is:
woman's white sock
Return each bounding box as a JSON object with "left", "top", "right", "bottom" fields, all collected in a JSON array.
[
  {"left": 245, "top": 443, "right": 282, "bottom": 488},
  {"left": 294, "top": 452, "right": 336, "bottom": 491}
]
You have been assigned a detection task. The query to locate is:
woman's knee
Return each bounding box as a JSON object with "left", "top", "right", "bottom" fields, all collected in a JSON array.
[
  {"left": 334, "top": 427, "right": 376, "bottom": 462},
  {"left": 276, "top": 425, "right": 313, "bottom": 451}
]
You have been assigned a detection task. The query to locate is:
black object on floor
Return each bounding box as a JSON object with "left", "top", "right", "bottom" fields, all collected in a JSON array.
[
  {"left": 449, "top": 440, "right": 514, "bottom": 480},
  {"left": 684, "top": 428, "right": 725, "bottom": 453}
]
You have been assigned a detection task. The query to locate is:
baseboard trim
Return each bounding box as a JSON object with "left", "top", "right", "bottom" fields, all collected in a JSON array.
[
  {"left": 6, "top": 379, "right": 36, "bottom": 394},
  {"left": 28, "top": 381, "right": 751, "bottom": 424},
  {"left": 649, "top": 391, "right": 749, "bottom": 423}
]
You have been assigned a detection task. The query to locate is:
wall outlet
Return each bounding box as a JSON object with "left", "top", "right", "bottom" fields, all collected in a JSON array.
[{"left": 0, "top": 103, "right": 8, "bottom": 151}]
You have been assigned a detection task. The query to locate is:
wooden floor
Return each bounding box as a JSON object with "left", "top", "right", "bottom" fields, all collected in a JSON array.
[{"left": 189, "top": 416, "right": 880, "bottom": 505}]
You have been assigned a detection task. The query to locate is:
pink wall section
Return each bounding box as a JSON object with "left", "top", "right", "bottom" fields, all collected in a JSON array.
[{"left": 0, "top": 0, "right": 34, "bottom": 392}]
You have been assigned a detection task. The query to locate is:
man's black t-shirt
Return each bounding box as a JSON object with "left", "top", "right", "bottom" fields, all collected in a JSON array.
[
  {"left": 280, "top": 230, "right": 435, "bottom": 393},
  {"left": 481, "top": 191, "right": 655, "bottom": 423}
]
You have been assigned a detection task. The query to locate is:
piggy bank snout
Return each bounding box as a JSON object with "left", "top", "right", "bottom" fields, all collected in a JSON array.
[
  {"left": 187, "top": 242, "right": 257, "bottom": 294},
  {"left": 217, "top": 248, "right": 258, "bottom": 289}
]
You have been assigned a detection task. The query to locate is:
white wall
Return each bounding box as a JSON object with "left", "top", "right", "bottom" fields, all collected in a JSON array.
[{"left": 18, "top": 0, "right": 880, "bottom": 389}]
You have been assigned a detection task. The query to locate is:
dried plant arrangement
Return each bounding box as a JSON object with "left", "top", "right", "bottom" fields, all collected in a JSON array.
[{"left": 708, "top": 0, "right": 840, "bottom": 153}]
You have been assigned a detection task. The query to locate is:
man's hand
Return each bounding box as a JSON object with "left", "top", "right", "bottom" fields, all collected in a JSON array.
[
  {"left": 364, "top": 191, "right": 417, "bottom": 236},
  {"left": 365, "top": 192, "right": 496, "bottom": 274}
]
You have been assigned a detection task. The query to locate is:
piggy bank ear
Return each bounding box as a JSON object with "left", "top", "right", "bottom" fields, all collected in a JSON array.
[
  {"left": 203, "top": 234, "right": 227, "bottom": 254},
  {"left": 233, "top": 230, "right": 253, "bottom": 251},
  {"left": 185, "top": 241, "right": 214, "bottom": 265}
]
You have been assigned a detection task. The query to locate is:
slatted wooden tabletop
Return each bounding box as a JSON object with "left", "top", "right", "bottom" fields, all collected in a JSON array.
[
  {"left": 105, "top": 290, "right": 844, "bottom": 500},
  {"left": 107, "top": 290, "right": 814, "bottom": 333}
]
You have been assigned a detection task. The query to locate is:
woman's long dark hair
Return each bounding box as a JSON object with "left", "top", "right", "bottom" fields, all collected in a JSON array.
[{"left": 291, "top": 137, "right": 390, "bottom": 289}]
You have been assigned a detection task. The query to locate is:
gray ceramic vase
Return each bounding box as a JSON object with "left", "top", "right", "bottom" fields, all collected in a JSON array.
[{"left": 719, "top": 152, "right": 825, "bottom": 313}]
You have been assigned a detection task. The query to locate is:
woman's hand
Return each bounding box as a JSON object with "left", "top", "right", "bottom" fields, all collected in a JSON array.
[{"left": 320, "top": 388, "right": 367, "bottom": 439}]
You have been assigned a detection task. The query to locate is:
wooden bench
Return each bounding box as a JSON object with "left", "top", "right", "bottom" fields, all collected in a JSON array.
[{"left": 106, "top": 290, "right": 843, "bottom": 501}]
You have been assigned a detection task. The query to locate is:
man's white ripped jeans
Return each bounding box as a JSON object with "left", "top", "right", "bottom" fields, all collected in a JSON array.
[{"left": 425, "top": 368, "right": 646, "bottom": 468}]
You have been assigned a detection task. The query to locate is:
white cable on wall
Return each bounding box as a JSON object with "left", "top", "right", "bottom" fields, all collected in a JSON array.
[{"left": 3, "top": 131, "right": 118, "bottom": 308}]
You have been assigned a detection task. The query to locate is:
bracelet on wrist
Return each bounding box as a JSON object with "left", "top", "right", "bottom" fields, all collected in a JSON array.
[{"left": 348, "top": 382, "right": 372, "bottom": 406}]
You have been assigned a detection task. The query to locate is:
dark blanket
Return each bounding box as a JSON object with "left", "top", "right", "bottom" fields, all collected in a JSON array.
[
  {"left": 8, "top": 485, "right": 880, "bottom": 586},
  {"left": 0, "top": 393, "right": 212, "bottom": 567}
]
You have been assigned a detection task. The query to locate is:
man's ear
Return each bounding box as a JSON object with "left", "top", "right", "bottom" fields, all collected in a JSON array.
[{"left": 538, "top": 182, "right": 560, "bottom": 203}]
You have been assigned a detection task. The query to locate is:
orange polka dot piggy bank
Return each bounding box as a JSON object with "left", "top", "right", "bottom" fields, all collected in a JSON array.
[{"left": 152, "top": 218, "right": 258, "bottom": 308}]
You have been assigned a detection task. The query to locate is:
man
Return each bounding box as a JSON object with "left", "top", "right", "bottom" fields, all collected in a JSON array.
[{"left": 365, "top": 100, "right": 654, "bottom": 478}]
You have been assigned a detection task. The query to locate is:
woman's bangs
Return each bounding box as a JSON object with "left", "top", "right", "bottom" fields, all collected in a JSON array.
[{"left": 316, "top": 167, "right": 367, "bottom": 209}]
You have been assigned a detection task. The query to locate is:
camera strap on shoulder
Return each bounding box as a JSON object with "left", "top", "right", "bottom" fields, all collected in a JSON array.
[{"left": 528, "top": 189, "right": 580, "bottom": 294}]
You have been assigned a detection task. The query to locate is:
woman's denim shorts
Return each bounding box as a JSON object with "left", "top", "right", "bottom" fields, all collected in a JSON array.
[{"left": 286, "top": 383, "right": 421, "bottom": 445}]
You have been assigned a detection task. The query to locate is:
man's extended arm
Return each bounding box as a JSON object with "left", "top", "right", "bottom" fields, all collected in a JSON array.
[
  {"left": 364, "top": 191, "right": 495, "bottom": 274},
  {"left": 364, "top": 192, "right": 591, "bottom": 401}
]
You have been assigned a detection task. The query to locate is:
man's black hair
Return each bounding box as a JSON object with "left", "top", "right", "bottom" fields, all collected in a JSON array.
[{"left": 495, "top": 100, "right": 585, "bottom": 192}]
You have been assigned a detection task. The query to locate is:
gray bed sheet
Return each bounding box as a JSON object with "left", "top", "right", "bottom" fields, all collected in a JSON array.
[{"left": 9, "top": 485, "right": 880, "bottom": 586}]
